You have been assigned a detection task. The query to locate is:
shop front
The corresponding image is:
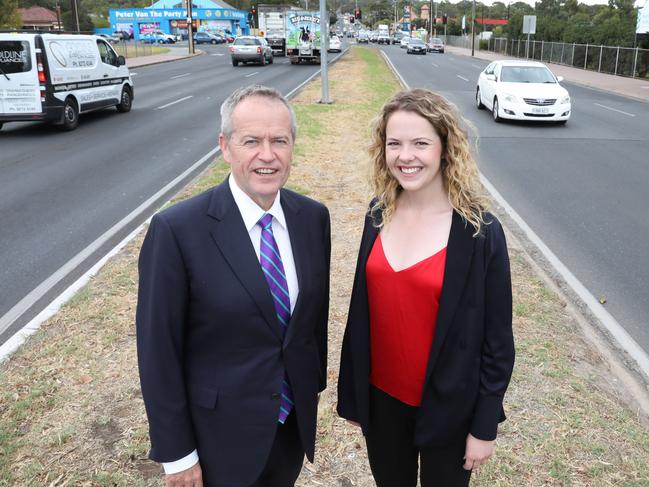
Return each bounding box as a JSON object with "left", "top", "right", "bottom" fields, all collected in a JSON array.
[{"left": 109, "top": 1, "right": 249, "bottom": 41}]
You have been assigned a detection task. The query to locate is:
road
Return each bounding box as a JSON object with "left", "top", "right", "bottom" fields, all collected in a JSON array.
[
  {"left": 379, "top": 44, "right": 649, "bottom": 356},
  {"left": 0, "top": 43, "right": 344, "bottom": 344}
]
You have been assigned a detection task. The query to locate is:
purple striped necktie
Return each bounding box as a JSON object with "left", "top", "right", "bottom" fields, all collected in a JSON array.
[{"left": 258, "top": 213, "right": 294, "bottom": 424}]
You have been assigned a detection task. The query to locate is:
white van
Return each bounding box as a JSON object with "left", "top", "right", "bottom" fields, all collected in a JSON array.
[{"left": 0, "top": 32, "right": 133, "bottom": 131}]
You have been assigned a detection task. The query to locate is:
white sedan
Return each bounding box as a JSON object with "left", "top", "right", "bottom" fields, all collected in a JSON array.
[
  {"left": 328, "top": 35, "right": 342, "bottom": 53},
  {"left": 476, "top": 60, "right": 571, "bottom": 124}
]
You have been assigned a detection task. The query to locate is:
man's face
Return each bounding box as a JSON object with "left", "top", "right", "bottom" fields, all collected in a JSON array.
[{"left": 220, "top": 96, "right": 293, "bottom": 210}]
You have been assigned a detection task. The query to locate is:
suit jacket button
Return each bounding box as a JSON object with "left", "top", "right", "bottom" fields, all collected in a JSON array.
[{"left": 271, "top": 393, "right": 280, "bottom": 400}]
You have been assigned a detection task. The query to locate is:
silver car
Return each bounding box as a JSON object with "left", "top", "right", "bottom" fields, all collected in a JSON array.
[{"left": 230, "top": 36, "right": 274, "bottom": 66}]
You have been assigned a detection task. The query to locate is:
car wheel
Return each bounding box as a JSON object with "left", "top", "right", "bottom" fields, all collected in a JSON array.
[
  {"left": 493, "top": 98, "right": 502, "bottom": 123},
  {"left": 269, "top": 53, "right": 274, "bottom": 64},
  {"left": 116, "top": 86, "right": 133, "bottom": 113},
  {"left": 232, "top": 59, "right": 238, "bottom": 67},
  {"left": 476, "top": 88, "right": 484, "bottom": 110},
  {"left": 60, "top": 97, "right": 79, "bottom": 131},
  {"left": 211, "top": 39, "right": 217, "bottom": 44},
  {"left": 260, "top": 55, "right": 266, "bottom": 66}
]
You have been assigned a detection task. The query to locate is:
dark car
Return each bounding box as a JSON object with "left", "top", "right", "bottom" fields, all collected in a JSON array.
[
  {"left": 407, "top": 38, "right": 427, "bottom": 55},
  {"left": 230, "top": 36, "right": 273, "bottom": 66},
  {"left": 194, "top": 32, "right": 226, "bottom": 44}
]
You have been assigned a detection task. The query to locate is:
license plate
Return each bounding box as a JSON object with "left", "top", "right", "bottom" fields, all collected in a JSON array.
[{"left": 532, "top": 107, "right": 549, "bottom": 114}]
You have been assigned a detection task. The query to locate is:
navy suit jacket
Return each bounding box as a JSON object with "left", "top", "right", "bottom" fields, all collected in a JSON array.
[
  {"left": 337, "top": 207, "right": 514, "bottom": 446},
  {"left": 136, "top": 178, "right": 330, "bottom": 486}
]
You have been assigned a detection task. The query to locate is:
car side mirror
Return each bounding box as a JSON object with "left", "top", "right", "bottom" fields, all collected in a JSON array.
[
  {"left": 117, "top": 55, "right": 126, "bottom": 66},
  {"left": 486, "top": 74, "right": 496, "bottom": 81},
  {"left": 556, "top": 75, "right": 564, "bottom": 82}
]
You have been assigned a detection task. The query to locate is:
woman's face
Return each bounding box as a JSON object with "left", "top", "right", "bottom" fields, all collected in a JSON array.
[{"left": 384, "top": 110, "right": 445, "bottom": 196}]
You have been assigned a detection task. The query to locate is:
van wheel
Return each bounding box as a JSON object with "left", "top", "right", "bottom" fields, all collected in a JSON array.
[
  {"left": 117, "top": 86, "right": 133, "bottom": 113},
  {"left": 232, "top": 59, "right": 238, "bottom": 67},
  {"left": 60, "top": 98, "right": 79, "bottom": 131}
]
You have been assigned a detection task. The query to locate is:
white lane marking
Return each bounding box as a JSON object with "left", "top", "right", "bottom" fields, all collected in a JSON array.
[
  {"left": 431, "top": 62, "right": 439, "bottom": 67},
  {"left": 594, "top": 103, "right": 635, "bottom": 117},
  {"left": 170, "top": 72, "right": 192, "bottom": 79},
  {"left": 0, "top": 145, "right": 222, "bottom": 362},
  {"left": 382, "top": 52, "right": 649, "bottom": 383},
  {"left": 156, "top": 95, "right": 193, "bottom": 110},
  {"left": 131, "top": 72, "right": 138, "bottom": 76},
  {"left": 481, "top": 176, "right": 649, "bottom": 380},
  {"left": 211, "top": 53, "right": 225, "bottom": 56},
  {"left": 245, "top": 71, "right": 259, "bottom": 78},
  {"left": 456, "top": 75, "right": 469, "bottom": 82}
]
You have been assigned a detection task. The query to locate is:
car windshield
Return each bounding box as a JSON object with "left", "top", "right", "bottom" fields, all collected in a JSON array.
[
  {"left": 234, "top": 38, "right": 258, "bottom": 46},
  {"left": 501, "top": 66, "right": 556, "bottom": 83},
  {"left": 431, "top": 38, "right": 443, "bottom": 44},
  {"left": 410, "top": 39, "right": 424, "bottom": 45}
]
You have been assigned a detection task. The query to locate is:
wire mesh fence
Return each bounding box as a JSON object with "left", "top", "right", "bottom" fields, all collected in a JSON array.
[{"left": 444, "top": 35, "right": 649, "bottom": 79}]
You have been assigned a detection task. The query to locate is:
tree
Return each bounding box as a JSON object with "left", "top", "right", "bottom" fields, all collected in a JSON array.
[{"left": 0, "top": 0, "right": 21, "bottom": 28}]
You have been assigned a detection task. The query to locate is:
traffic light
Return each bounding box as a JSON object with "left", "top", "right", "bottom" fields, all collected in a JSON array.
[
  {"left": 355, "top": 8, "right": 361, "bottom": 19},
  {"left": 442, "top": 14, "right": 447, "bottom": 25},
  {"left": 250, "top": 5, "right": 256, "bottom": 15},
  {"left": 433, "top": 16, "right": 437, "bottom": 25},
  {"left": 349, "top": 16, "right": 354, "bottom": 23}
]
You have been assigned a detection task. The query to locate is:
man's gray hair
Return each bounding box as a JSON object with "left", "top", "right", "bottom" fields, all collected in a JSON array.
[{"left": 220, "top": 85, "right": 297, "bottom": 141}]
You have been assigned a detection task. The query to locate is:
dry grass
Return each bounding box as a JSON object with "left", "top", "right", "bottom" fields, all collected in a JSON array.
[{"left": 1, "top": 46, "right": 649, "bottom": 486}]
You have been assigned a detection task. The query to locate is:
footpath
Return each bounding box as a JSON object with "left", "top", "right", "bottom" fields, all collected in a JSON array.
[
  {"left": 124, "top": 45, "right": 204, "bottom": 68},
  {"left": 447, "top": 44, "right": 649, "bottom": 102}
]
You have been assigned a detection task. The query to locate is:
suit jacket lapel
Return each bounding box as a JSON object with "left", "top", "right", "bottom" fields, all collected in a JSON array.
[
  {"left": 206, "top": 180, "right": 283, "bottom": 341},
  {"left": 424, "top": 210, "right": 476, "bottom": 382}
]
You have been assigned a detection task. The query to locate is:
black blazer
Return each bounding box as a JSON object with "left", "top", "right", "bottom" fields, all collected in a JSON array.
[
  {"left": 136, "top": 178, "right": 330, "bottom": 486},
  {"left": 337, "top": 206, "right": 514, "bottom": 446}
]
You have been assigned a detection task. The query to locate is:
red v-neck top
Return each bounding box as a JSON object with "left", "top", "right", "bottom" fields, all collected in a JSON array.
[{"left": 367, "top": 235, "right": 447, "bottom": 406}]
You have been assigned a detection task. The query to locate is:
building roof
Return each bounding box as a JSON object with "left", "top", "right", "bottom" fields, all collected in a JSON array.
[{"left": 18, "top": 6, "right": 58, "bottom": 23}]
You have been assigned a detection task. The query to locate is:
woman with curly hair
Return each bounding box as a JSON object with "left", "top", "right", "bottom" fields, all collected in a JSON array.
[{"left": 337, "top": 89, "right": 515, "bottom": 487}]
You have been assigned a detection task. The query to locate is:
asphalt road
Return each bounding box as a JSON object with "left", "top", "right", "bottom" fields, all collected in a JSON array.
[
  {"left": 0, "top": 43, "right": 345, "bottom": 344},
  {"left": 379, "top": 44, "right": 649, "bottom": 354}
]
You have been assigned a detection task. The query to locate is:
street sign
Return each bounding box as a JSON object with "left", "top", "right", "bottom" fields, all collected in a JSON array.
[{"left": 522, "top": 15, "right": 536, "bottom": 34}]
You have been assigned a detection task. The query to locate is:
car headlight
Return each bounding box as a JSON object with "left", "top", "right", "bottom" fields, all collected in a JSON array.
[
  {"left": 559, "top": 95, "right": 570, "bottom": 104},
  {"left": 502, "top": 93, "right": 518, "bottom": 103}
]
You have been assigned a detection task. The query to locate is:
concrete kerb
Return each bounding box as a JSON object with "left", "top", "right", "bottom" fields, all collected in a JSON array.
[{"left": 126, "top": 48, "right": 205, "bottom": 69}]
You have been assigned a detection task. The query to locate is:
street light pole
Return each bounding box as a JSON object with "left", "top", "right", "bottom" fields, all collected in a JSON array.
[
  {"left": 471, "top": 0, "right": 476, "bottom": 56},
  {"left": 187, "top": 0, "right": 195, "bottom": 54}
]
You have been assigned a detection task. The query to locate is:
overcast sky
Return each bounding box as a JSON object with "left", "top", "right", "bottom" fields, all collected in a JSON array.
[{"left": 469, "top": 0, "right": 645, "bottom": 6}]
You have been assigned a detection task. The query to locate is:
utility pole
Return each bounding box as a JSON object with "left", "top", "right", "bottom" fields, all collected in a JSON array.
[
  {"left": 429, "top": 0, "right": 433, "bottom": 41},
  {"left": 320, "top": 0, "right": 331, "bottom": 104},
  {"left": 187, "top": 0, "right": 195, "bottom": 54},
  {"left": 55, "top": 0, "right": 62, "bottom": 31},
  {"left": 70, "top": 0, "right": 80, "bottom": 33},
  {"left": 471, "top": 0, "right": 476, "bottom": 56}
]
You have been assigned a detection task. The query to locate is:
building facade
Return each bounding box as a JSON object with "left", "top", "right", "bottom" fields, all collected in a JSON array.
[{"left": 108, "top": 0, "right": 249, "bottom": 40}]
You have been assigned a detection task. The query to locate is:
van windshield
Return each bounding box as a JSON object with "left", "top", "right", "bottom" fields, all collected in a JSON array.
[{"left": 0, "top": 41, "right": 32, "bottom": 75}]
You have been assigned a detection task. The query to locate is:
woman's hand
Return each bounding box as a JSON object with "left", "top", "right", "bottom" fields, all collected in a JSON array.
[{"left": 463, "top": 433, "right": 495, "bottom": 471}]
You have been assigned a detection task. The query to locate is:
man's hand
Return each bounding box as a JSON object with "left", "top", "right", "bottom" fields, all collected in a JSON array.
[
  {"left": 166, "top": 462, "right": 203, "bottom": 487},
  {"left": 463, "top": 433, "right": 495, "bottom": 471}
]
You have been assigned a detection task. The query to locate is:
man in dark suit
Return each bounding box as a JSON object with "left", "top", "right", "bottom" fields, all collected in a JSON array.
[{"left": 136, "top": 85, "right": 331, "bottom": 487}]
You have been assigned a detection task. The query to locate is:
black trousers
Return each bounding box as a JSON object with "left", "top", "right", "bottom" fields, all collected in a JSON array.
[
  {"left": 249, "top": 411, "right": 305, "bottom": 487},
  {"left": 365, "top": 386, "right": 472, "bottom": 487}
]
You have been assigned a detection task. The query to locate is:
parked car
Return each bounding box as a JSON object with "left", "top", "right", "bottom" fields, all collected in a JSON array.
[
  {"left": 98, "top": 33, "right": 120, "bottom": 44},
  {"left": 400, "top": 36, "right": 410, "bottom": 48},
  {"left": 141, "top": 31, "right": 176, "bottom": 44},
  {"left": 328, "top": 35, "right": 342, "bottom": 53},
  {"left": 406, "top": 38, "right": 427, "bottom": 54},
  {"left": 194, "top": 32, "right": 226, "bottom": 44},
  {"left": 476, "top": 60, "right": 571, "bottom": 124},
  {"left": 230, "top": 36, "right": 273, "bottom": 66},
  {"left": 427, "top": 37, "right": 445, "bottom": 53},
  {"left": 114, "top": 30, "right": 132, "bottom": 40}
]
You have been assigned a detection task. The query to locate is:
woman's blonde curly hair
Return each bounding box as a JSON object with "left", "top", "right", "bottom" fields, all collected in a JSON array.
[{"left": 369, "top": 89, "right": 491, "bottom": 236}]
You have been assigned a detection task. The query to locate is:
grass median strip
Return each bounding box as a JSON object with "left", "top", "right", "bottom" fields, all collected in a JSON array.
[{"left": 1, "top": 46, "right": 648, "bottom": 486}]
